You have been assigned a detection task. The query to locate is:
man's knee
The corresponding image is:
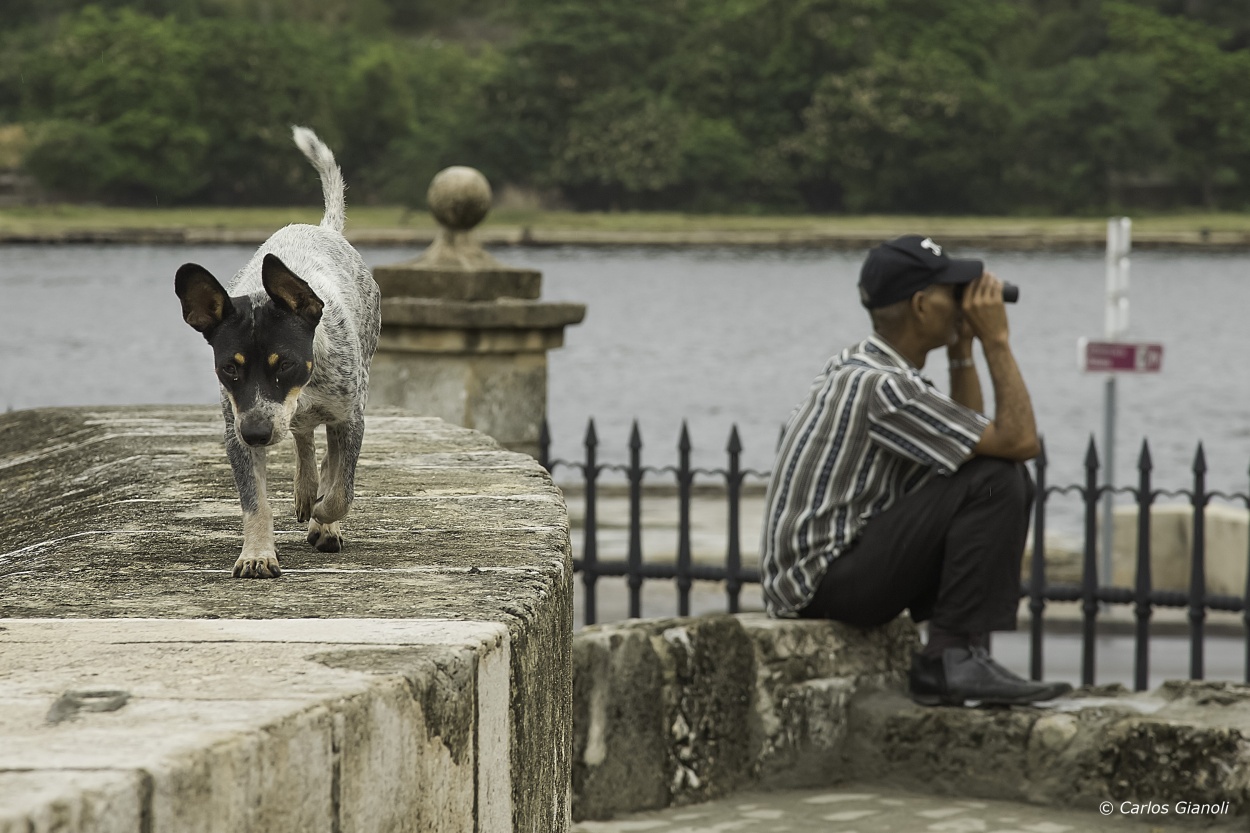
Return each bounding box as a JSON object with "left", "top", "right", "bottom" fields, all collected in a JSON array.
[{"left": 960, "top": 456, "right": 1033, "bottom": 507}]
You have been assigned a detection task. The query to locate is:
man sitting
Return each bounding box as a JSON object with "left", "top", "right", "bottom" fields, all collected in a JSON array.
[{"left": 759, "top": 234, "right": 1071, "bottom": 706}]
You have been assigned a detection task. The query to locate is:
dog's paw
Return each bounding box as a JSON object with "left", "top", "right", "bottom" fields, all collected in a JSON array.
[
  {"left": 233, "top": 551, "right": 282, "bottom": 579},
  {"left": 307, "top": 519, "right": 343, "bottom": 553}
]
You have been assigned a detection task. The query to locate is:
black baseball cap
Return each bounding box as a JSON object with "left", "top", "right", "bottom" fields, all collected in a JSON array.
[{"left": 858, "top": 234, "right": 983, "bottom": 308}]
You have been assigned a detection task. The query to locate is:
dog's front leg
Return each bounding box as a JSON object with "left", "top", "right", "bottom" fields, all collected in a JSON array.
[
  {"left": 292, "top": 427, "right": 318, "bottom": 523},
  {"left": 307, "top": 416, "right": 363, "bottom": 553},
  {"left": 225, "top": 424, "right": 280, "bottom": 578}
]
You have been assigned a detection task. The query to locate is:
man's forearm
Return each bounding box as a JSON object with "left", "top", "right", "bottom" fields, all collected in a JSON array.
[{"left": 982, "top": 339, "right": 1038, "bottom": 451}]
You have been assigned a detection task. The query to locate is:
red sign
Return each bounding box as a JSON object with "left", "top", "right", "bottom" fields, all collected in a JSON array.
[{"left": 1079, "top": 339, "right": 1163, "bottom": 373}]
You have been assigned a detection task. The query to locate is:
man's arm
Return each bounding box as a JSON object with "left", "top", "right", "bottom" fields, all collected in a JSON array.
[
  {"left": 947, "top": 335, "right": 983, "bottom": 414},
  {"left": 962, "top": 272, "right": 1040, "bottom": 461}
]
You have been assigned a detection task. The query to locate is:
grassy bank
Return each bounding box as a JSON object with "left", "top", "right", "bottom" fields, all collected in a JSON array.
[{"left": 2, "top": 204, "right": 1249, "bottom": 246}]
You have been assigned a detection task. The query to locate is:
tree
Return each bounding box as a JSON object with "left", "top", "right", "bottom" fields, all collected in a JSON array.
[
  {"left": 1002, "top": 52, "right": 1171, "bottom": 212},
  {"left": 18, "top": 8, "right": 212, "bottom": 201},
  {"left": 1105, "top": 1, "right": 1250, "bottom": 207},
  {"left": 795, "top": 51, "right": 1012, "bottom": 213}
]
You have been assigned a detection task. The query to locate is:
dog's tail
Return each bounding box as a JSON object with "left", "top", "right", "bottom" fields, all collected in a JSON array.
[{"left": 292, "top": 125, "right": 346, "bottom": 233}]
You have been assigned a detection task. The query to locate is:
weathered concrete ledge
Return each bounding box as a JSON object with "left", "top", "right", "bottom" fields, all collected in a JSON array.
[
  {"left": 0, "top": 405, "right": 573, "bottom": 832},
  {"left": 571, "top": 613, "right": 917, "bottom": 819},
  {"left": 572, "top": 613, "right": 1250, "bottom": 823}
]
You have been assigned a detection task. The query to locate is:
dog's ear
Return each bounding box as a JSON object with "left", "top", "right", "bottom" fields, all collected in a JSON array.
[
  {"left": 175, "top": 264, "right": 234, "bottom": 337},
  {"left": 262, "top": 254, "right": 324, "bottom": 328}
]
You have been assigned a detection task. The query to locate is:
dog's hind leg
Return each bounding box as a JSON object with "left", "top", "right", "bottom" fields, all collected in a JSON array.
[
  {"left": 292, "top": 427, "right": 318, "bottom": 523},
  {"left": 307, "top": 415, "right": 364, "bottom": 553},
  {"left": 225, "top": 417, "right": 281, "bottom": 578}
]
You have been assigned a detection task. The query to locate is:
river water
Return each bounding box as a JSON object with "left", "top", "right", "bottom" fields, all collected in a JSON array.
[{"left": 2, "top": 243, "right": 1248, "bottom": 529}]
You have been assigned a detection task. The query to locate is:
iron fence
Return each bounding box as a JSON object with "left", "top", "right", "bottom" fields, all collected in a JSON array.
[{"left": 541, "top": 418, "right": 1250, "bottom": 691}]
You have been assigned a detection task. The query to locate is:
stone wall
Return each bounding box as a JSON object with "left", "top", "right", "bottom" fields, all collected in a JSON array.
[
  {"left": 571, "top": 614, "right": 917, "bottom": 819},
  {"left": 572, "top": 613, "right": 1250, "bottom": 823},
  {"left": 0, "top": 406, "right": 573, "bottom": 833}
]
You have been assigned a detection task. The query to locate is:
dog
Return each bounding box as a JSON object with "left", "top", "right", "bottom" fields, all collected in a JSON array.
[{"left": 175, "top": 126, "right": 381, "bottom": 578}]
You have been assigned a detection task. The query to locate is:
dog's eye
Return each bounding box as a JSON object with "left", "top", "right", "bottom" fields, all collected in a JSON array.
[
  {"left": 219, "top": 363, "right": 239, "bottom": 380},
  {"left": 279, "top": 359, "right": 297, "bottom": 373}
]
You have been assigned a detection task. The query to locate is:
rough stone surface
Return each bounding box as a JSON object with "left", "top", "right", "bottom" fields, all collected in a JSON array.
[
  {"left": 835, "top": 681, "right": 1250, "bottom": 816},
  {"left": 381, "top": 297, "right": 587, "bottom": 330},
  {"left": 0, "top": 771, "right": 144, "bottom": 833},
  {"left": 571, "top": 612, "right": 1250, "bottom": 824},
  {"left": 571, "top": 613, "right": 917, "bottom": 821},
  {"left": 741, "top": 615, "right": 917, "bottom": 787},
  {"left": 0, "top": 405, "right": 573, "bottom": 833},
  {"left": 372, "top": 268, "right": 542, "bottom": 301},
  {"left": 0, "top": 619, "right": 511, "bottom": 832}
]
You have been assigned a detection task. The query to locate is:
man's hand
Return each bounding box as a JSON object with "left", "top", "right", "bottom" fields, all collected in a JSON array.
[{"left": 961, "top": 271, "right": 1010, "bottom": 347}]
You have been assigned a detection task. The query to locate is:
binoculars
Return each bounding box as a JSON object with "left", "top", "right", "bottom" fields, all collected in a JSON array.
[{"left": 955, "top": 282, "right": 1019, "bottom": 304}]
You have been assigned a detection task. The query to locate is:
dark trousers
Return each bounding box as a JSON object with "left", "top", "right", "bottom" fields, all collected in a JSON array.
[{"left": 798, "top": 456, "right": 1034, "bottom": 635}]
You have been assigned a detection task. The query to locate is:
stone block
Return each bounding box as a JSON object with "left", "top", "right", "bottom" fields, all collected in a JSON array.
[
  {"left": 372, "top": 267, "right": 542, "bottom": 301},
  {"left": 0, "top": 771, "right": 144, "bottom": 833},
  {"left": 147, "top": 705, "right": 335, "bottom": 833},
  {"left": 739, "top": 614, "right": 917, "bottom": 786},
  {"left": 835, "top": 680, "right": 1250, "bottom": 815},
  {"left": 838, "top": 689, "right": 1042, "bottom": 798},
  {"left": 1111, "top": 503, "right": 1248, "bottom": 596},
  {"left": 0, "top": 407, "right": 571, "bottom": 833},
  {"left": 571, "top": 613, "right": 919, "bottom": 821},
  {"left": 368, "top": 352, "right": 548, "bottom": 457},
  {"left": 572, "top": 615, "right": 756, "bottom": 819},
  {"left": 573, "top": 624, "right": 669, "bottom": 819}
]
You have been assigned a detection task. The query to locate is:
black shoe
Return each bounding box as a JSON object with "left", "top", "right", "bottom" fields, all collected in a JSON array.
[{"left": 909, "top": 647, "right": 1073, "bottom": 707}]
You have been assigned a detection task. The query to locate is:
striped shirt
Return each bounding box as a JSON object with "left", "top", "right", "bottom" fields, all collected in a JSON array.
[{"left": 759, "top": 335, "right": 990, "bottom": 617}]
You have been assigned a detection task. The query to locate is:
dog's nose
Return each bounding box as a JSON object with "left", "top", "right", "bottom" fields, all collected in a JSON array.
[{"left": 238, "top": 420, "right": 273, "bottom": 447}]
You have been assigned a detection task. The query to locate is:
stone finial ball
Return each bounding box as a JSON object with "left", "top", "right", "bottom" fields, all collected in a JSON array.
[{"left": 427, "top": 166, "right": 492, "bottom": 231}]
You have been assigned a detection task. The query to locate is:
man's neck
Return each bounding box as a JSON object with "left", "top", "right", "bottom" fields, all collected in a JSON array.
[{"left": 873, "top": 330, "right": 929, "bottom": 370}]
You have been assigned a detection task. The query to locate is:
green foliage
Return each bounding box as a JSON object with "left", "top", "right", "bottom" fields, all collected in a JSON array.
[
  {"left": 796, "top": 51, "right": 1012, "bottom": 213},
  {"left": 333, "top": 40, "right": 503, "bottom": 204},
  {"left": 1104, "top": 1, "right": 1250, "bottom": 206},
  {"left": 18, "top": 8, "right": 213, "bottom": 201},
  {"left": 1, "top": 0, "right": 1248, "bottom": 212},
  {"left": 1002, "top": 52, "right": 1170, "bottom": 212}
]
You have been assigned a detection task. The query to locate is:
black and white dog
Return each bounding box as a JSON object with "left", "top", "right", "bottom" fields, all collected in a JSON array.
[{"left": 175, "top": 126, "right": 381, "bottom": 578}]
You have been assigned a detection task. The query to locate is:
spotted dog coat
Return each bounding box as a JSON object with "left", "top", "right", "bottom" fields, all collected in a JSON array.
[{"left": 175, "top": 126, "right": 381, "bottom": 578}]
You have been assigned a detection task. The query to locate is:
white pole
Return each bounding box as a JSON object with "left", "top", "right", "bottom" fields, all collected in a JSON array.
[{"left": 1101, "top": 217, "right": 1131, "bottom": 587}]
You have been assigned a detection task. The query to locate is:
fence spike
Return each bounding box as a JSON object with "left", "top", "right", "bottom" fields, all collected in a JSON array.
[
  {"left": 1193, "top": 442, "right": 1207, "bottom": 475},
  {"left": 1036, "top": 435, "right": 1047, "bottom": 467},
  {"left": 629, "top": 420, "right": 642, "bottom": 451},
  {"left": 727, "top": 424, "right": 742, "bottom": 455},
  {"left": 584, "top": 418, "right": 598, "bottom": 448},
  {"left": 1137, "top": 438, "right": 1152, "bottom": 472},
  {"left": 538, "top": 417, "right": 551, "bottom": 470},
  {"left": 679, "top": 420, "right": 692, "bottom": 453},
  {"left": 1084, "top": 435, "right": 1100, "bottom": 470}
]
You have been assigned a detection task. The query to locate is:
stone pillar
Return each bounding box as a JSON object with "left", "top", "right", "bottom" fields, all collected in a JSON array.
[{"left": 369, "top": 166, "right": 585, "bottom": 458}]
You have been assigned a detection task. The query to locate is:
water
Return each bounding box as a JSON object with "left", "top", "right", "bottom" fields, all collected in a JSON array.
[{"left": 3, "top": 243, "right": 1249, "bottom": 533}]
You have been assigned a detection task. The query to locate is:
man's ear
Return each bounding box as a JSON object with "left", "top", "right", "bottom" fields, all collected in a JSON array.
[
  {"left": 175, "top": 264, "right": 234, "bottom": 337},
  {"left": 910, "top": 286, "right": 939, "bottom": 318},
  {"left": 262, "top": 254, "right": 323, "bottom": 328}
]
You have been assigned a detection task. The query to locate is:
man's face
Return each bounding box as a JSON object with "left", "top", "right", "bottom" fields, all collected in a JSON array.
[{"left": 918, "top": 283, "right": 963, "bottom": 347}]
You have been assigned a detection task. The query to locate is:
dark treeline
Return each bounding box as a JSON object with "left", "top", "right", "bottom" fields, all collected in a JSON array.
[{"left": 1, "top": 0, "right": 1249, "bottom": 213}]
